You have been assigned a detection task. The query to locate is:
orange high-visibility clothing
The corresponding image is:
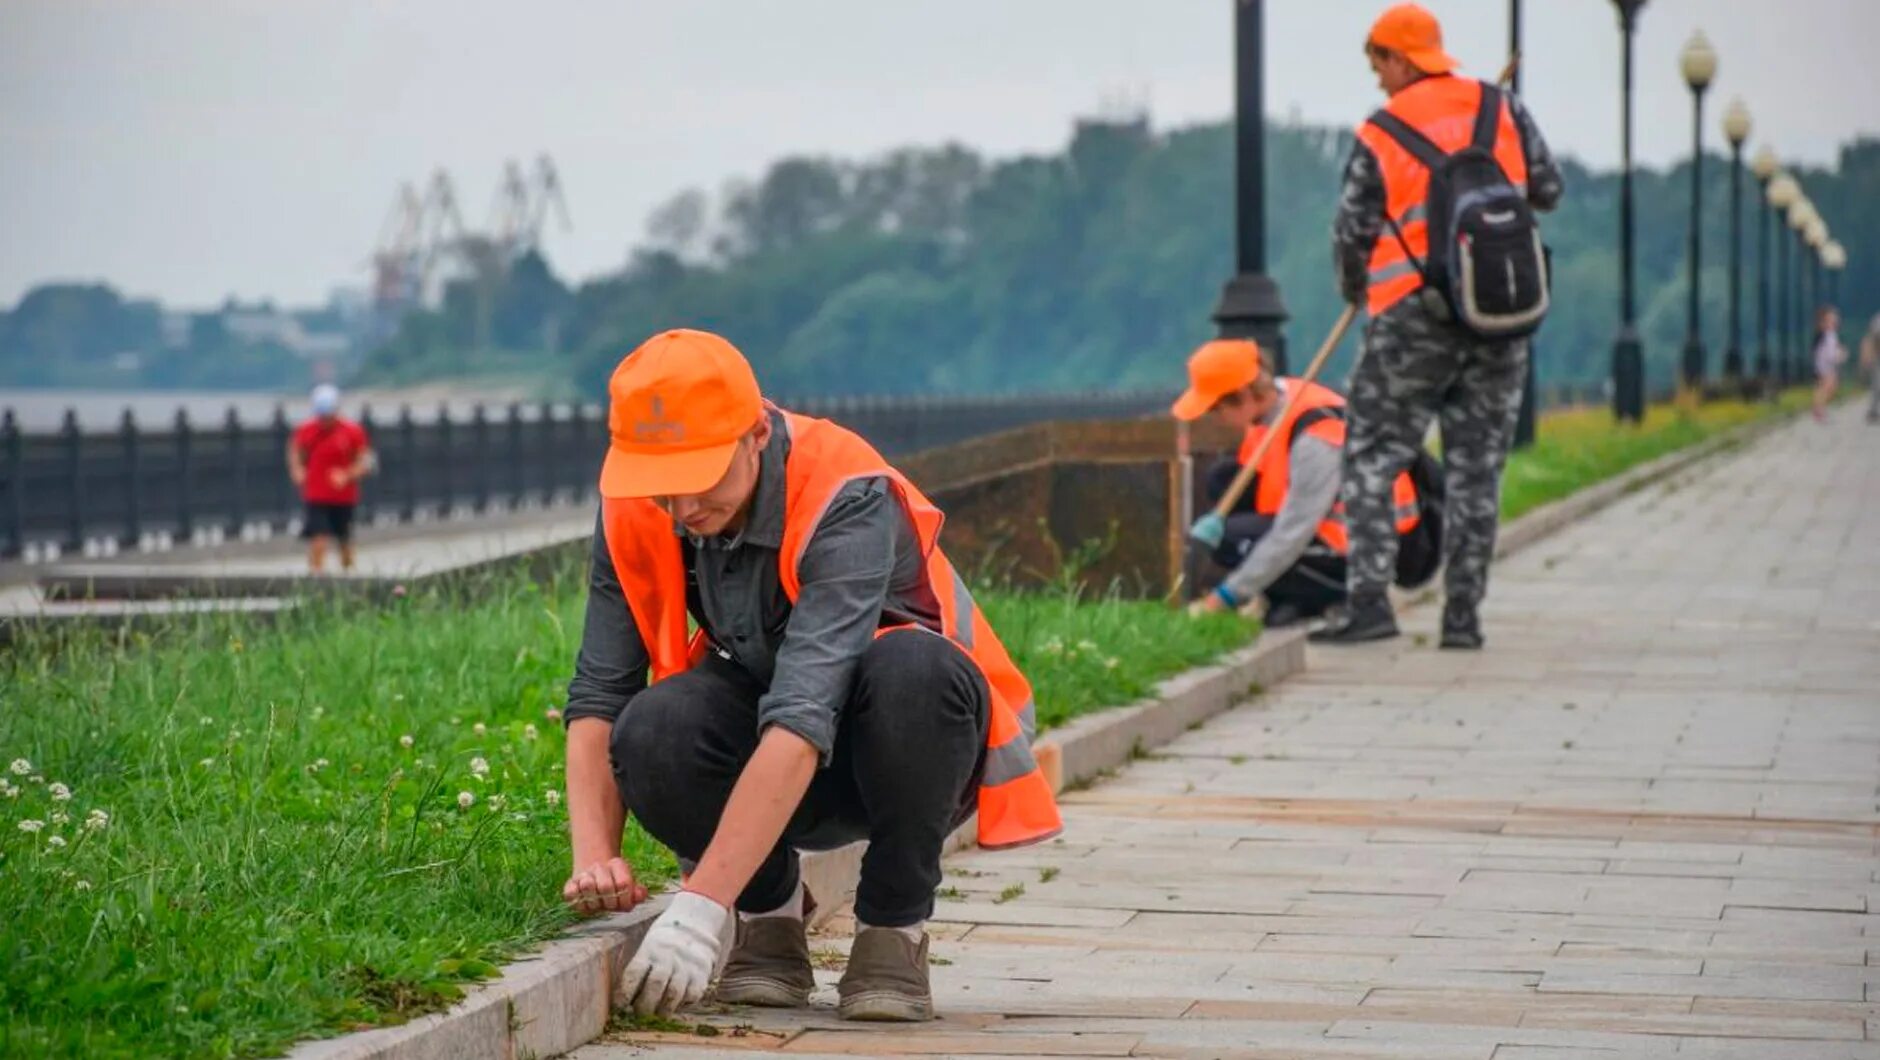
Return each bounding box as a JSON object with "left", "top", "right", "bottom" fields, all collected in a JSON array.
[
  {"left": 1236, "top": 379, "right": 1420, "bottom": 554},
  {"left": 600, "top": 409, "right": 1062, "bottom": 851},
  {"left": 1354, "top": 76, "right": 1529, "bottom": 316}
]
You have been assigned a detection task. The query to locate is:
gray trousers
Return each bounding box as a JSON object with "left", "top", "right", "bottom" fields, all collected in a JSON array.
[{"left": 1341, "top": 297, "right": 1527, "bottom": 609}]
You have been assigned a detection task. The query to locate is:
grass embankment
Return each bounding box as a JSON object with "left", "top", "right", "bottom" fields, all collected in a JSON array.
[
  {"left": 0, "top": 567, "right": 1252, "bottom": 1059},
  {"left": 1501, "top": 393, "right": 1805, "bottom": 520}
]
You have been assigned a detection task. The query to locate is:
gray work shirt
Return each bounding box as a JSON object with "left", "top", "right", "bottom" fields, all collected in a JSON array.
[
  {"left": 564, "top": 409, "right": 940, "bottom": 762},
  {"left": 1222, "top": 386, "right": 1346, "bottom": 602}
]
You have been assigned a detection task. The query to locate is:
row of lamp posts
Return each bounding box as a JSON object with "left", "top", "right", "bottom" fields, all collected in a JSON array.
[{"left": 1620, "top": 3, "right": 1851, "bottom": 418}]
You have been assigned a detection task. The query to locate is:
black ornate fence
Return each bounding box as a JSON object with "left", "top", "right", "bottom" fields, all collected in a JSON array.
[{"left": 0, "top": 390, "right": 1174, "bottom": 559}]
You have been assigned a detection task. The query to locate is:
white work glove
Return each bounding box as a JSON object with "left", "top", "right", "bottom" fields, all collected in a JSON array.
[{"left": 618, "top": 890, "right": 728, "bottom": 1016}]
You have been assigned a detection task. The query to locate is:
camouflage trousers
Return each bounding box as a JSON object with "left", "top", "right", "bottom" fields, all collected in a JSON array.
[{"left": 1340, "top": 297, "right": 1528, "bottom": 608}]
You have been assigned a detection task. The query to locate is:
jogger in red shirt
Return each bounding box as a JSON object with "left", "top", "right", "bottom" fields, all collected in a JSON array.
[{"left": 287, "top": 384, "right": 374, "bottom": 572}]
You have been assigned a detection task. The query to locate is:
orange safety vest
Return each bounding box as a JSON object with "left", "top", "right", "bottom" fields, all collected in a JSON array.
[
  {"left": 599, "top": 408, "right": 1062, "bottom": 851},
  {"left": 1236, "top": 379, "right": 1420, "bottom": 555},
  {"left": 1354, "top": 75, "right": 1529, "bottom": 317}
]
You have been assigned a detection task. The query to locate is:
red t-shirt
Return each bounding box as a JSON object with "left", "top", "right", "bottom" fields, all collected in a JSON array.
[{"left": 294, "top": 417, "right": 370, "bottom": 505}]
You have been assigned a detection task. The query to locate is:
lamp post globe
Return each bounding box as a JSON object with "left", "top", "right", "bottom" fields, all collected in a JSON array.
[{"left": 1680, "top": 30, "right": 1718, "bottom": 88}]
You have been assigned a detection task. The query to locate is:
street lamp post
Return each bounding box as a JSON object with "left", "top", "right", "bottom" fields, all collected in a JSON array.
[
  {"left": 1789, "top": 198, "right": 1816, "bottom": 377},
  {"left": 1213, "top": 0, "right": 1290, "bottom": 368},
  {"left": 1678, "top": 30, "right": 1717, "bottom": 393},
  {"left": 1806, "top": 217, "right": 1828, "bottom": 335},
  {"left": 1611, "top": 0, "right": 1648, "bottom": 423},
  {"left": 1767, "top": 173, "right": 1799, "bottom": 386},
  {"left": 1510, "top": 0, "right": 1538, "bottom": 448},
  {"left": 1750, "top": 146, "right": 1778, "bottom": 390},
  {"left": 1721, "top": 99, "right": 1750, "bottom": 388}
]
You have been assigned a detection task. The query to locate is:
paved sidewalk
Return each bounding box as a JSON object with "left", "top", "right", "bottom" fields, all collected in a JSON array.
[{"left": 581, "top": 405, "right": 1880, "bottom": 1059}]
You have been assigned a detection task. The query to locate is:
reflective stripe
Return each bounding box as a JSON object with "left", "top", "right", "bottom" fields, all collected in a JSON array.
[
  {"left": 1369, "top": 259, "right": 1421, "bottom": 284},
  {"left": 983, "top": 735, "right": 1039, "bottom": 787},
  {"left": 949, "top": 569, "right": 976, "bottom": 652},
  {"left": 1394, "top": 502, "right": 1420, "bottom": 521},
  {"left": 1015, "top": 698, "right": 1037, "bottom": 743},
  {"left": 1396, "top": 203, "right": 1427, "bottom": 227}
]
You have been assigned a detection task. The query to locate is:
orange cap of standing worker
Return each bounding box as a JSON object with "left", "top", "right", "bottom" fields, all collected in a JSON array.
[
  {"left": 1171, "top": 338, "right": 1263, "bottom": 422},
  {"left": 1368, "top": 2, "right": 1460, "bottom": 75},
  {"left": 598, "top": 329, "right": 764, "bottom": 498}
]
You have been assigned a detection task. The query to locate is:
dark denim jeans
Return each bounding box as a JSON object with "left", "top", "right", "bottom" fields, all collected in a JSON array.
[{"left": 610, "top": 629, "right": 988, "bottom": 927}]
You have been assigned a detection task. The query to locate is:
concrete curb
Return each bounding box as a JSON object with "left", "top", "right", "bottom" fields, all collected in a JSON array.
[{"left": 284, "top": 628, "right": 1309, "bottom": 1060}]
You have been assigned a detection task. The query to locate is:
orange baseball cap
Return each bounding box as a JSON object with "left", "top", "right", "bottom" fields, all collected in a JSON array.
[
  {"left": 1369, "top": 2, "right": 1459, "bottom": 75},
  {"left": 598, "top": 329, "right": 763, "bottom": 499},
  {"left": 1171, "top": 338, "right": 1263, "bottom": 422}
]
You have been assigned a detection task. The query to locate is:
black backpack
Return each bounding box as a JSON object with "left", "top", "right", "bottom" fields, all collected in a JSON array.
[
  {"left": 1291, "top": 407, "right": 1444, "bottom": 589},
  {"left": 1367, "top": 83, "right": 1549, "bottom": 340}
]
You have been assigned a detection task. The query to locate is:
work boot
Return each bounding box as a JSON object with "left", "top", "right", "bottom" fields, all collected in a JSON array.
[
  {"left": 1439, "top": 600, "right": 1484, "bottom": 650},
  {"left": 836, "top": 928, "right": 934, "bottom": 1022},
  {"left": 715, "top": 915, "right": 815, "bottom": 1008},
  {"left": 1308, "top": 594, "right": 1398, "bottom": 645}
]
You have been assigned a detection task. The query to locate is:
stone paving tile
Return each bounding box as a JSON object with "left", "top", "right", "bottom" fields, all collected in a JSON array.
[{"left": 570, "top": 407, "right": 1880, "bottom": 1059}]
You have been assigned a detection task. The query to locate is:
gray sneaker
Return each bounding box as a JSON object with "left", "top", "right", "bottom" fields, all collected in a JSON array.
[
  {"left": 836, "top": 927, "right": 934, "bottom": 1022},
  {"left": 715, "top": 916, "right": 814, "bottom": 1008}
]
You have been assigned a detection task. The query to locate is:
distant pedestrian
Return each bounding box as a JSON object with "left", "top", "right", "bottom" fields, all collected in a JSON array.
[
  {"left": 1312, "top": 2, "right": 1562, "bottom": 652},
  {"left": 1858, "top": 314, "right": 1879, "bottom": 424},
  {"left": 287, "top": 384, "right": 373, "bottom": 572},
  {"left": 1812, "top": 306, "right": 1847, "bottom": 423}
]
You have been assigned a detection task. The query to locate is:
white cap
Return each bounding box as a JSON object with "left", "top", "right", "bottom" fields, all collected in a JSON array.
[{"left": 310, "top": 384, "right": 340, "bottom": 415}]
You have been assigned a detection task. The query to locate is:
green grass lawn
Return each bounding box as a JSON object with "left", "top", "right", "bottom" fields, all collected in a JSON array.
[
  {"left": 1500, "top": 392, "right": 1806, "bottom": 520},
  {"left": 0, "top": 567, "right": 1252, "bottom": 1059}
]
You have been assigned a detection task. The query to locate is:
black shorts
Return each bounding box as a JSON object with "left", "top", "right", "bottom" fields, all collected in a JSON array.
[{"left": 301, "top": 502, "right": 356, "bottom": 543}]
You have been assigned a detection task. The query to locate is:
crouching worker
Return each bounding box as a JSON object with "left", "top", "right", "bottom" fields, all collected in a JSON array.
[
  {"left": 560, "top": 329, "right": 1061, "bottom": 1022},
  {"left": 1175, "top": 338, "right": 1439, "bottom": 626}
]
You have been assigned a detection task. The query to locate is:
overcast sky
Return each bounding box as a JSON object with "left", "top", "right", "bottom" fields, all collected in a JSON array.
[{"left": 3, "top": 0, "right": 1876, "bottom": 309}]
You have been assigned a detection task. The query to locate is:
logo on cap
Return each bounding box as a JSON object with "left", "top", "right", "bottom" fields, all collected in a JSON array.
[{"left": 632, "top": 395, "right": 686, "bottom": 445}]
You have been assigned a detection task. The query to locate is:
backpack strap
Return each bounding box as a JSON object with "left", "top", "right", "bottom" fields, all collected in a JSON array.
[
  {"left": 1365, "top": 109, "right": 1448, "bottom": 172},
  {"left": 1287, "top": 405, "right": 1346, "bottom": 447},
  {"left": 1471, "top": 83, "right": 1503, "bottom": 152}
]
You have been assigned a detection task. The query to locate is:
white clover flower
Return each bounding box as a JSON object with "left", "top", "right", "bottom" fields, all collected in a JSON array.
[
  {"left": 84, "top": 809, "right": 109, "bottom": 831},
  {"left": 306, "top": 758, "right": 330, "bottom": 774},
  {"left": 74, "top": 879, "right": 92, "bottom": 892},
  {"left": 469, "top": 757, "right": 490, "bottom": 778},
  {"left": 199, "top": 717, "right": 215, "bottom": 727},
  {"left": 9, "top": 759, "right": 31, "bottom": 776},
  {"left": 544, "top": 707, "right": 563, "bottom": 722},
  {"left": 18, "top": 819, "right": 44, "bottom": 833},
  {"left": 472, "top": 722, "right": 487, "bottom": 736},
  {"left": 522, "top": 724, "right": 538, "bottom": 741},
  {"left": 0, "top": 780, "right": 15, "bottom": 798},
  {"left": 1105, "top": 656, "right": 1121, "bottom": 670},
  {"left": 450, "top": 716, "right": 462, "bottom": 726},
  {"left": 50, "top": 810, "right": 69, "bottom": 826},
  {"left": 486, "top": 794, "right": 505, "bottom": 811},
  {"left": 310, "top": 706, "right": 325, "bottom": 719},
  {"left": 48, "top": 782, "right": 72, "bottom": 802},
  {"left": 1039, "top": 637, "right": 1064, "bottom": 656},
  {"left": 544, "top": 789, "right": 561, "bottom": 807},
  {"left": 46, "top": 835, "right": 66, "bottom": 849},
  {"left": 399, "top": 734, "right": 414, "bottom": 749},
  {"left": 456, "top": 790, "right": 475, "bottom": 809},
  {"left": 28, "top": 774, "right": 43, "bottom": 784},
  {"left": 1077, "top": 639, "right": 1099, "bottom": 653}
]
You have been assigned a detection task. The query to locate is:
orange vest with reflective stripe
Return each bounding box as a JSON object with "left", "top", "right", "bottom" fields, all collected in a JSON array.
[
  {"left": 1354, "top": 76, "right": 1528, "bottom": 317},
  {"left": 1235, "top": 379, "right": 1420, "bottom": 554},
  {"left": 599, "top": 409, "right": 1062, "bottom": 851}
]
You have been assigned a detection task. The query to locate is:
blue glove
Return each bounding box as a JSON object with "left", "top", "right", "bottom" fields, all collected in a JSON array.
[{"left": 1189, "top": 512, "right": 1226, "bottom": 548}]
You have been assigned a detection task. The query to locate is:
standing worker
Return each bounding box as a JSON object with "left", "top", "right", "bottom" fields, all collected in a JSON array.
[
  {"left": 1175, "top": 338, "right": 1436, "bottom": 628},
  {"left": 1314, "top": 2, "right": 1563, "bottom": 649},
  {"left": 560, "top": 329, "right": 1059, "bottom": 1021},
  {"left": 287, "top": 383, "right": 373, "bottom": 573}
]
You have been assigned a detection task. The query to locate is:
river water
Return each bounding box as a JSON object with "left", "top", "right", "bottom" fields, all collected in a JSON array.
[{"left": 1, "top": 383, "right": 568, "bottom": 434}]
